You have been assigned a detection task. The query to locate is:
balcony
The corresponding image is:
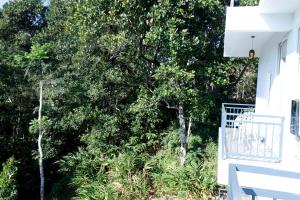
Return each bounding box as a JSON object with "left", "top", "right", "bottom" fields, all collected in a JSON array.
[
  {"left": 224, "top": 3, "right": 293, "bottom": 57},
  {"left": 221, "top": 103, "right": 284, "bottom": 162}
]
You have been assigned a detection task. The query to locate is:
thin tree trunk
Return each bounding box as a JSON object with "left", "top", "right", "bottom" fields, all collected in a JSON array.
[
  {"left": 187, "top": 116, "right": 192, "bottom": 137},
  {"left": 178, "top": 105, "right": 187, "bottom": 165},
  {"left": 242, "top": 80, "right": 245, "bottom": 99},
  {"left": 38, "top": 80, "right": 44, "bottom": 200}
]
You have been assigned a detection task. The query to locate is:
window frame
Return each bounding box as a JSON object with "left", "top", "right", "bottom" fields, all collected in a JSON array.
[
  {"left": 291, "top": 100, "right": 300, "bottom": 137},
  {"left": 297, "top": 27, "right": 300, "bottom": 74},
  {"left": 277, "top": 39, "right": 288, "bottom": 75}
]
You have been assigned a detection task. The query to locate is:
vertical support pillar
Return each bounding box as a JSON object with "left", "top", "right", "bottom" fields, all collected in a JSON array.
[
  {"left": 279, "top": 117, "right": 285, "bottom": 161},
  {"left": 222, "top": 104, "right": 227, "bottom": 159},
  {"left": 227, "top": 164, "right": 242, "bottom": 200}
]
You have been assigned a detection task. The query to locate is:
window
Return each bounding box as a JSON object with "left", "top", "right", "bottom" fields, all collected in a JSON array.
[
  {"left": 281, "top": 40, "right": 287, "bottom": 62},
  {"left": 291, "top": 100, "right": 300, "bottom": 137},
  {"left": 277, "top": 43, "right": 281, "bottom": 75},
  {"left": 266, "top": 73, "right": 272, "bottom": 106}
]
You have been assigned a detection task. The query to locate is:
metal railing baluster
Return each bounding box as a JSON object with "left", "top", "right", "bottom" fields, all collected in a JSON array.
[
  {"left": 264, "top": 124, "right": 267, "bottom": 158},
  {"left": 271, "top": 124, "right": 275, "bottom": 158},
  {"left": 255, "top": 124, "right": 259, "bottom": 157}
]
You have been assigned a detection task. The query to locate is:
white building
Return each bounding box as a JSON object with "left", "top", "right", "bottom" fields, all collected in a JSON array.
[{"left": 219, "top": 0, "right": 300, "bottom": 199}]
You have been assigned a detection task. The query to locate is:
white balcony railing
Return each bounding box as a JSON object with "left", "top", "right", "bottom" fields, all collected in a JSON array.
[
  {"left": 228, "top": 164, "right": 300, "bottom": 200},
  {"left": 230, "top": 0, "right": 239, "bottom": 7},
  {"left": 230, "top": 0, "right": 234, "bottom": 7},
  {"left": 221, "top": 103, "right": 284, "bottom": 162}
]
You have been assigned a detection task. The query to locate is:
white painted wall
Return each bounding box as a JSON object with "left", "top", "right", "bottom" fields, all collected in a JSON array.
[
  {"left": 256, "top": 6, "right": 300, "bottom": 132},
  {"left": 255, "top": 33, "right": 285, "bottom": 115}
]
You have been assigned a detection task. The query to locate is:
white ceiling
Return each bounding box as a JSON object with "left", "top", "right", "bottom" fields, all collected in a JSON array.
[
  {"left": 224, "top": 6, "right": 292, "bottom": 58},
  {"left": 259, "top": 0, "right": 300, "bottom": 13},
  {"left": 224, "top": 31, "right": 275, "bottom": 57},
  {"left": 226, "top": 7, "right": 293, "bottom": 33}
]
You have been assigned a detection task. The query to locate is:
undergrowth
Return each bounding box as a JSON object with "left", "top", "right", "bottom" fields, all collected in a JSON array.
[{"left": 51, "top": 129, "right": 218, "bottom": 200}]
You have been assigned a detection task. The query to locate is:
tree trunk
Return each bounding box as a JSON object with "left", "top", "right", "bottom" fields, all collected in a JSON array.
[
  {"left": 187, "top": 116, "right": 192, "bottom": 137},
  {"left": 38, "top": 80, "right": 44, "bottom": 200},
  {"left": 178, "top": 105, "right": 187, "bottom": 165}
]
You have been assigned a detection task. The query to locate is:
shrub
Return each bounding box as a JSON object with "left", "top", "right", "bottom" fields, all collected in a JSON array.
[
  {"left": 57, "top": 130, "right": 217, "bottom": 199},
  {"left": 145, "top": 133, "right": 218, "bottom": 199},
  {"left": 107, "top": 152, "right": 150, "bottom": 200},
  {"left": 0, "top": 157, "right": 19, "bottom": 200}
]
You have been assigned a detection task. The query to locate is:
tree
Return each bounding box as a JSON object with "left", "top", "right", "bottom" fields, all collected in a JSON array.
[
  {"left": 23, "top": 42, "right": 53, "bottom": 200},
  {"left": 0, "top": 1, "right": 47, "bottom": 198},
  {"left": 38, "top": 81, "right": 45, "bottom": 200}
]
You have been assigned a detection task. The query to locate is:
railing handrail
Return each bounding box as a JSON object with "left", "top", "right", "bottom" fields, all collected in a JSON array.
[
  {"left": 222, "top": 103, "right": 284, "bottom": 121},
  {"left": 225, "top": 120, "right": 282, "bottom": 126},
  {"left": 224, "top": 113, "right": 284, "bottom": 119},
  {"left": 226, "top": 153, "right": 281, "bottom": 161},
  {"left": 223, "top": 106, "right": 254, "bottom": 109},
  {"left": 233, "top": 164, "right": 300, "bottom": 179},
  {"left": 222, "top": 103, "right": 255, "bottom": 107},
  {"left": 228, "top": 164, "right": 300, "bottom": 200}
]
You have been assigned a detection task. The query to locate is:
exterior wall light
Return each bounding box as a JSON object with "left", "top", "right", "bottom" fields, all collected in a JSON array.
[
  {"left": 249, "top": 49, "right": 255, "bottom": 60},
  {"left": 249, "top": 36, "right": 255, "bottom": 60}
]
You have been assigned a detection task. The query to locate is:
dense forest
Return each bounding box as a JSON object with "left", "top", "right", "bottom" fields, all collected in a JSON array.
[{"left": 0, "top": 0, "right": 258, "bottom": 199}]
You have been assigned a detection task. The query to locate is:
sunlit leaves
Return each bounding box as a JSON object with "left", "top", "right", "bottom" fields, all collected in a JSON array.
[{"left": 0, "top": 157, "right": 19, "bottom": 200}]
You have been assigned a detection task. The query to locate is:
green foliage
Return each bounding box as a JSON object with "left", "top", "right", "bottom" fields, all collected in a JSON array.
[
  {"left": 29, "top": 116, "right": 61, "bottom": 160},
  {"left": 0, "top": 1, "right": 46, "bottom": 198},
  {"left": 25, "top": 44, "right": 49, "bottom": 61},
  {"left": 0, "top": 157, "right": 19, "bottom": 200},
  {"left": 0, "top": 0, "right": 257, "bottom": 199},
  {"left": 0, "top": 0, "right": 44, "bottom": 40},
  {"left": 58, "top": 149, "right": 150, "bottom": 200},
  {"left": 129, "top": 87, "right": 161, "bottom": 134},
  {"left": 57, "top": 129, "right": 217, "bottom": 199},
  {"left": 46, "top": 176, "right": 75, "bottom": 200},
  {"left": 240, "top": 0, "right": 259, "bottom": 6},
  {"left": 29, "top": 116, "right": 50, "bottom": 134},
  {"left": 146, "top": 134, "right": 217, "bottom": 199}
]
